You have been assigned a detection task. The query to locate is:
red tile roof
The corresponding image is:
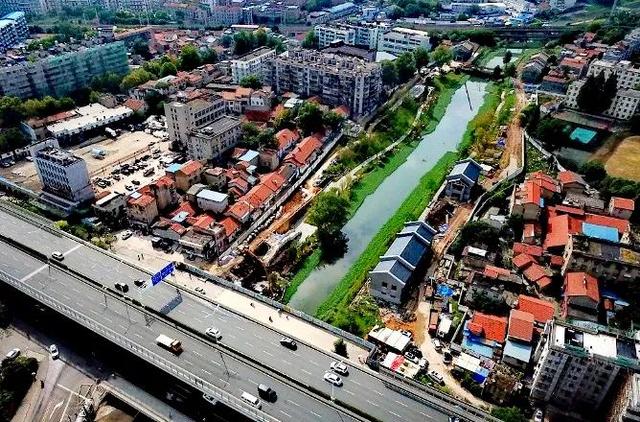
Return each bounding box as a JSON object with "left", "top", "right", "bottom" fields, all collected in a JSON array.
[
  {"left": 544, "top": 214, "right": 581, "bottom": 250},
  {"left": 530, "top": 171, "right": 560, "bottom": 194},
  {"left": 611, "top": 196, "right": 635, "bottom": 211},
  {"left": 483, "top": 265, "right": 512, "bottom": 279},
  {"left": 192, "top": 214, "right": 215, "bottom": 230},
  {"left": 536, "top": 276, "right": 553, "bottom": 290},
  {"left": 129, "top": 193, "right": 155, "bottom": 207},
  {"left": 169, "top": 201, "right": 197, "bottom": 218},
  {"left": 523, "top": 180, "right": 542, "bottom": 205},
  {"left": 513, "top": 242, "right": 543, "bottom": 257},
  {"left": 220, "top": 216, "right": 240, "bottom": 238},
  {"left": 227, "top": 201, "right": 251, "bottom": 221},
  {"left": 508, "top": 310, "right": 534, "bottom": 342},
  {"left": 584, "top": 213, "right": 630, "bottom": 234},
  {"left": 523, "top": 263, "right": 550, "bottom": 285},
  {"left": 332, "top": 105, "right": 350, "bottom": 117},
  {"left": 517, "top": 295, "right": 555, "bottom": 323},
  {"left": 275, "top": 128, "right": 299, "bottom": 151},
  {"left": 245, "top": 184, "right": 273, "bottom": 208},
  {"left": 558, "top": 171, "right": 585, "bottom": 186},
  {"left": 549, "top": 255, "right": 564, "bottom": 267},
  {"left": 260, "top": 172, "right": 285, "bottom": 193},
  {"left": 178, "top": 160, "right": 203, "bottom": 177},
  {"left": 470, "top": 312, "right": 508, "bottom": 343},
  {"left": 513, "top": 253, "right": 536, "bottom": 269},
  {"left": 551, "top": 204, "right": 585, "bottom": 216},
  {"left": 154, "top": 176, "right": 175, "bottom": 188},
  {"left": 285, "top": 136, "right": 322, "bottom": 167},
  {"left": 565, "top": 272, "right": 600, "bottom": 303},
  {"left": 124, "top": 98, "right": 146, "bottom": 112}
]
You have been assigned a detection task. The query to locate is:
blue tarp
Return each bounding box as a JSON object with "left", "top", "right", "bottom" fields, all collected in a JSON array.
[{"left": 437, "top": 284, "right": 454, "bottom": 298}]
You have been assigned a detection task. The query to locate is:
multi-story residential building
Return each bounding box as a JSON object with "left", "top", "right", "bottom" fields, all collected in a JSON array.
[
  {"left": 562, "top": 234, "right": 640, "bottom": 283},
  {"left": 549, "top": 0, "right": 576, "bottom": 11},
  {"left": 93, "top": 191, "right": 127, "bottom": 225},
  {"left": 264, "top": 49, "right": 383, "bottom": 117},
  {"left": 565, "top": 79, "right": 640, "bottom": 120},
  {"left": 210, "top": 5, "right": 243, "bottom": 26},
  {"left": 30, "top": 139, "right": 94, "bottom": 204},
  {"left": 186, "top": 116, "right": 242, "bottom": 161},
  {"left": 165, "top": 95, "right": 226, "bottom": 146},
  {"left": 315, "top": 22, "right": 386, "bottom": 50},
  {"left": 587, "top": 60, "right": 640, "bottom": 90},
  {"left": 103, "top": 0, "right": 162, "bottom": 12},
  {"left": 0, "top": 12, "right": 27, "bottom": 53},
  {"left": 230, "top": 46, "right": 276, "bottom": 84},
  {"left": 0, "top": 0, "right": 49, "bottom": 15},
  {"left": 0, "top": 41, "right": 129, "bottom": 99},
  {"left": 379, "top": 27, "right": 430, "bottom": 56},
  {"left": 127, "top": 192, "right": 158, "bottom": 227},
  {"left": 531, "top": 319, "right": 640, "bottom": 415}
]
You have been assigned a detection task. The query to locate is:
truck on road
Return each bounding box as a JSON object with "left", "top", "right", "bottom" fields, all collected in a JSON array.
[{"left": 156, "top": 334, "right": 183, "bottom": 354}]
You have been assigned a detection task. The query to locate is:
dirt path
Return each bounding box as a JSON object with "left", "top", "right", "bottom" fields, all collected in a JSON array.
[{"left": 498, "top": 82, "right": 526, "bottom": 178}]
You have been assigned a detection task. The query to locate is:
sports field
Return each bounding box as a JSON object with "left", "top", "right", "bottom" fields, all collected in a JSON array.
[{"left": 605, "top": 136, "right": 640, "bottom": 181}]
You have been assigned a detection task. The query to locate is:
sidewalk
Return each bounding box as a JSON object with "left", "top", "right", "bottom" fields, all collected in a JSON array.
[{"left": 111, "top": 239, "right": 369, "bottom": 365}]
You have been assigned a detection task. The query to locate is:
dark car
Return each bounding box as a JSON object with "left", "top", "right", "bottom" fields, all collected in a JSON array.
[
  {"left": 257, "top": 384, "right": 277, "bottom": 402},
  {"left": 115, "top": 282, "right": 129, "bottom": 293},
  {"left": 134, "top": 279, "right": 146, "bottom": 288},
  {"left": 279, "top": 337, "right": 297, "bottom": 350}
]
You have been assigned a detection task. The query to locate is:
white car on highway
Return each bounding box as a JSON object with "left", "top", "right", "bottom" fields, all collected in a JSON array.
[
  {"left": 205, "top": 327, "right": 222, "bottom": 341},
  {"left": 323, "top": 372, "right": 343, "bottom": 386},
  {"left": 49, "top": 344, "right": 59, "bottom": 359},
  {"left": 330, "top": 361, "right": 349, "bottom": 376}
]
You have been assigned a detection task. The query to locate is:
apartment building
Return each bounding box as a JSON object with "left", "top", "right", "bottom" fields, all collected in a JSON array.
[
  {"left": 187, "top": 116, "right": 242, "bottom": 161},
  {"left": 530, "top": 320, "right": 640, "bottom": 414},
  {"left": 561, "top": 234, "right": 640, "bottom": 282},
  {"left": 379, "top": 27, "right": 431, "bottom": 56},
  {"left": 30, "top": 139, "right": 94, "bottom": 204},
  {"left": 0, "top": 12, "right": 27, "bottom": 53},
  {"left": 565, "top": 79, "right": 640, "bottom": 120},
  {"left": 587, "top": 60, "right": 640, "bottom": 91},
  {"left": 165, "top": 95, "right": 226, "bottom": 146},
  {"left": 209, "top": 5, "right": 242, "bottom": 26},
  {"left": 549, "top": 0, "right": 576, "bottom": 11},
  {"left": 0, "top": 0, "right": 50, "bottom": 15},
  {"left": 264, "top": 49, "right": 382, "bottom": 117},
  {"left": 315, "top": 22, "right": 386, "bottom": 50},
  {"left": 230, "top": 46, "right": 276, "bottom": 84},
  {"left": 0, "top": 41, "right": 129, "bottom": 99},
  {"left": 103, "top": 0, "right": 162, "bottom": 12}
]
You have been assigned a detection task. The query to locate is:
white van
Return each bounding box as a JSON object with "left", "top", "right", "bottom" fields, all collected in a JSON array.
[{"left": 241, "top": 391, "right": 262, "bottom": 409}]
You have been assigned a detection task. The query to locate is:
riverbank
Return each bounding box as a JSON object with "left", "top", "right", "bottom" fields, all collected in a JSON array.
[
  {"left": 282, "top": 74, "right": 468, "bottom": 304},
  {"left": 317, "top": 78, "right": 515, "bottom": 336}
]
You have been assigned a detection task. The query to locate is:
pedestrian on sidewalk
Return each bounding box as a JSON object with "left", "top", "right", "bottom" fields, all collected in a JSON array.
[
  {"left": 268, "top": 316, "right": 273, "bottom": 322},
  {"left": 250, "top": 302, "right": 255, "bottom": 308}
]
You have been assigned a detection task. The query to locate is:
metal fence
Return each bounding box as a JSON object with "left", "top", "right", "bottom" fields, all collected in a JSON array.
[
  {"left": 379, "top": 367, "right": 499, "bottom": 422},
  {"left": 181, "top": 263, "right": 376, "bottom": 351},
  {"left": 0, "top": 267, "right": 280, "bottom": 422}
]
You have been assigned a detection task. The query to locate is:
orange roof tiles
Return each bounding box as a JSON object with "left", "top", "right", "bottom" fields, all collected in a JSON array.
[
  {"left": 551, "top": 204, "right": 585, "bottom": 216},
  {"left": 192, "top": 214, "right": 215, "bottom": 230},
  {"left": 333, "top": 105, "right": 350, "bottom": 117},
  {"left": 530, "top": 171, "right": 560, "bottom": 193},
  {"left": 584, "top": 213, "right": 630, "bottom": 234},
  {"left": 544, "top": 214, "right": 581, "bottom": 250},
  {"left": 513, "top": 253, "right": 536, "bottom": 269},
  {"left": 611, "top": 197, "right": 635, "bottom": 211},
  {"left": 470, "top": 312, "right": 508, "bottom": 343},
  {"left": 220, "top": 217, "right": 240, "bottom": 237},
  {"left": 549, "top": 255, "right": 564, "bottom": 267},
  {"left": 517, "top": 295, "right": 555, "bottom": 323},
  {"left": 285, "top": 136, "right": 322, "bottom": 167},
  {"left": 513, "top": 242, "right": 543, "bottom": 257},
  {"left": 129, "top": 193, "right": 155, "bottom": 207},
  {"left": 169, "top": 201, "right": 196, "bottom": 218},
  {"left": 558, "top": 170, "right": 585, "bottom": 186},
  {"left": 124, "top": 98, "right": 146, "bottom": 111},
  {"left": 523, "top": 263, "right": 548, "bottom": 283},
  {"left": 483, "top": 265, "right": 512, "bottom": 279},
  {"left": 245, "top": 184, "right": 273, "bottom": 208},
  {"left": 565, "top": 272, "right": 600, "bottom": 303},
  {"left": 178, "top": 160, "right": 203, "bottom": 177},
  {"left": 275, "top": 128, "right": 300, "bottom": 151},
  {"left": 227, "top": 201, "right": 251, "bottom": 220},
  {"left": 508, "top": 310, "right": 534, "bottom": 342},
  {"left": 536, "top": 276, "right": 552, "bottom": 290},
  {"left": 260, "top": 172, "right": 285, "bottom": 193},
  {"left": 524, "top": 180, "right": 542, "bottom": 205}
]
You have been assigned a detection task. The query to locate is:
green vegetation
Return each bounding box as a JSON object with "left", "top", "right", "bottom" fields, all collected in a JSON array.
[
  {"left": 577, "top": 72, "right": 617, "bottom": 114},
  {"left": 302, "top": 29, "right": 318, "bottom": 49},
  {"left": 432, "top": 45, "right": 453, "bottom": 66},
  {"left": 282, "top": 249, "right": 321, "bottom": 303},
  {"left": 450, "top": 221, "right": 500, "bottom": 256},
  {"left": 239, "top": 75, "right": 263, "bottom": 89},
  {"left": 491, "top": 406, "right": 528, "bottom": 422},
  {"left": 53, "top": 220, "right": 115, "bottom": 250},
  {"left": 526, "top": 142, "right": 555, "bottom": 174},
  {"left": 233, "top": 29, "right": 284, "bottom": 56},
  {"left": 334, "top": 338, "right": 348, "bottom": 357},
  {"left": 0, "top": 356, "right": 39, "bottom": 421},
  {"left": 307, "top": 189, "right": 351, "bottom": 261}
]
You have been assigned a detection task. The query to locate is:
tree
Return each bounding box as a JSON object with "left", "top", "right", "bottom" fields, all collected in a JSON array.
[
  {"left": 323, "top": 110, "right": 345, "bottom": 130},
  {"left": 396, "top": 52, "right": 417, "bottom": 82},
  {"left": 0, "top": 300, "right": 10, "bottom": 328},
  {"left": 334, "top": 338, "right": 348, "bottom": 358},
  {"left": 220, "top": 34, "right": 233, "bottom": 48},
  {"left": 504, "top": 63, "right": 516, "bottom": 77},
  {"left": 297, "top": 102, "right": 325, "bottom": 135},
  {"left": 413, "top": 46, "right": 430, "bottom": 68},
  {"left": 121, "top": 68, "right": 153, "bottom": 90},
  {"left": 131, "top": 38, "right": 151, "bottom": 58},
  {"left": 233, "top": 31, "right": 253, "bottom": 55},
  {"left": 302, "top": 29, "right": 318, "bottom": 49},
  {"left": 381, "top": 60, "right": 398, "bottom": 86},
  {"left": 602, "top": 73, "right": 618, "bottom": 112},
  {"left": 0, "top": 96, "right": 26, "bottom": 127},
  {"left": 519, "top": 103, "right": 540, "bottom": 130},
  {"left": 307, "top": 189, "right": 349, "bottom": 234},
  {"left": 491, "top": 406, "right": 527, "bottom": 422},
  {"left": 201, "top": 48, "right": 218, "bottom": 64},
  {"left": 160, "top": 62, "right": 177, "bottom": 77},
  {"left": 577, "top": 72, "right": 617, "bottom": 115},
  {"left": 492, "top": 65, "right": 502, "bottom": 79},
  {"left": 535, "top": 118, "right": 568, "bottom": 149},
  {"left": 255, "top": 28, "right": 268, "bottom": 47},
  {"left": 432, "top": 45, "right": 453, "bottom": 66},
  {"left": 241, "top": 122, "right": 261, "bottom": 147},
  {"left": 580, "top": 160, "right": 607, "bottom": 185},
  {"left": 179, "top": 44, "right": 202, "bottom": 71},
  {"left": 450, "top": 221, "right": 499, "bottom": 255},
  {"left": 503, "top": 50, "right": 513, "bottom": 64},
  {"left": 239, "top": 75, "right": 262, "bottom": 89}
]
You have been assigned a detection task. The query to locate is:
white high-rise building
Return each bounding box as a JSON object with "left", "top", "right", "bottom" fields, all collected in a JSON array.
[
  {"left": 379, "top": 27, "right": 431, "bottom": 56},
  {"left": 164, "top": 95, "right": 225, "bottom": 146},
  {"left": 230, "top": 46, "right": 276, "bottom": 84},
  {"left": 30, "top": 139, "right": 94, "bottom": 204},
  {"left": 530, "top": 320, "right": 640, "bottom": 416}
]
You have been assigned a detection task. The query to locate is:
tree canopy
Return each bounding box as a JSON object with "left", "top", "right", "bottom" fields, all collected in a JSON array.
[
  {"left": 432, "top": 45, "right": 453, "bottom": 66},
  {"left": 395, "top": 52, "right": 417, "bottom": 83},
  {"left": 577, "top": 72, "right": 618, "bottom": 114},
  {"left": 239, "top": 75, "right": 263, "bottom": 89},
  {"left": 179, "top": 44, "right": 202, "bottom": 71},
  {"left": 302, "top": 30, "right": 318, "bottom": 49},
  {"left": 414, "top": 47, "right": 430, "bottom": 68}
]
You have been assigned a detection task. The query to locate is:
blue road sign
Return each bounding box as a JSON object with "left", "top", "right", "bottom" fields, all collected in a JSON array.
[{"left": 152, "top": 262, "right": 174, "bottom": 286}]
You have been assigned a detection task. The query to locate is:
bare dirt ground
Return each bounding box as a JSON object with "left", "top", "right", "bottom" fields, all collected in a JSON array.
[
  {"left": 498, "top": 82, "right": 526, "bottom": 179},
  {"left": 601, "top": 135, "right": 640, "bottom": 181},
  {"left": 431, "top": 203, "right": 473, "bottom": 258}
]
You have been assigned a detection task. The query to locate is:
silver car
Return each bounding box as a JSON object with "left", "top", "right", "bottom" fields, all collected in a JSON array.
[
  {"left": 323, "top": 372, "right": 343, "bottom": 386},
  {"left": 330, "top": 361, "right": 349, "bottom": 376}
]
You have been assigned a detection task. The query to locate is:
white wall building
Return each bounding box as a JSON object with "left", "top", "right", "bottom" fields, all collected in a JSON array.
[
  {"left": 30, "top": 139, "right": 94, "bottom": 203},
  {"left": 588, "top": 60, "right": 640, "bottom": 90},
  {"left": 187, "top": 116, "right": 242, "bottom": 161},
  {"left": 315, "top": 22, "right": 386, "bottom": 50},
  {"left": 165, "top": 95, "right": 225, "bottom": 146},
  {"left": 196, "top": 189, "right": 228, "bottom": 213},
  {"left": 530, "top": 320, "right": 640, "bottom": 414},
  {"left": 230, "top": 46, "right": 276, "bottom": 84},
  {"left": 379, "top": 27, "right": 431, "bottom": 56},
  {"left": 564, "top": 79, "right": 640, "bottom": 120}
]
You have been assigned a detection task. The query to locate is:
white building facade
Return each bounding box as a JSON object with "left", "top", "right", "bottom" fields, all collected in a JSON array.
[
  {"left": 379, "top": 27, "right": 431, "bottom": 56},
  {"left": 186, "top": 116, "right": 242, "bottom": 161},
  {"left": 230, "top": 47, "right": 276, "bottom": 84}
]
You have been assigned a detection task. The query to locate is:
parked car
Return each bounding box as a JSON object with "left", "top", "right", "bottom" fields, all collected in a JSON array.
[
  {"left": 205, "top": 327, "right": 222, "bottom": 341},
  {"left": 121, "top": 230, "right": 133, "bottom": 240},
  {"left": 5, "top": 348, "right": 20, "bottom": 359},
  {"left": 125, "top": 185, "right": 134, "bottom": 191},
  {"left": 428, "top": 370, "right": 445, "bottom": 385},
  {"left": 432, "top": 338, "right": 443, "bottom": 352},
  {"left": 330, "top": 361, "right": 349, "bottom": 376},
  {"left": 323, "top": 372, "right": 343, "bottom": 386},
  {"left": 443, "top": 350, "right": 453, "bottom": 365},
  {"left": 114, "top": 282, "right": 129, "bottom": 293},
  {"left": 49, "top": 344, "right": 59, "bottom": 359},
  {"left": 131, "top": 179, "right": 141, "bottom": 186},
  {"left": 51, "top": 251, "right": 64, "bottom": 261},
  {"left": 534, "top": 409, "right": 544, "bottom": 422},
  {"left": 133, "top": 279, "right": 146, "bottom": 287},
  {"left": 279, "top": 337, "right": 297, "bottom": 350}
]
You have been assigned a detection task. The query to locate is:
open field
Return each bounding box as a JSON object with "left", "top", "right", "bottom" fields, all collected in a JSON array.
[{"left": 604, "top": 136, "right": 640, "bottom": 181}]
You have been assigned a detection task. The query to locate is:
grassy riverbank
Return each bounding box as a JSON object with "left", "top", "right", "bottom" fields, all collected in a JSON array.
[
  {"left": 281, "top": 74, "right": 468, "bottom": 304},
  {"left": 317, "top": 78, "right": 516, "bottom": 336}
]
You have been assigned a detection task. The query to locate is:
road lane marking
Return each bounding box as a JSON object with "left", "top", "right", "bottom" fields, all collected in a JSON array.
[
  {"left": 245, "top": 342, "right": 254, "bottom": 348},
  {"left": 388, "top": 411, "right": 402, "bottom": 418},
  {"left": 254, "top": 333, "right": 262, "bottom": 339},
  {"left": 373, "top": 389, "right": 384, "bottom": 396},
  {"left": 395, "top": 400, "right": 408, "bottom": 407},
  {"left": 211, "top": 361, "right": 221, "bottom": 367},
  {"left": 309, "top": 410, "right": 322, "bottom": 418},
  {"left": 64, "top": 244, "right": 82, "bottom": 256},
  {"left": 287, "top": 400, "right": 300, "bottom": 407},
  {"left": 193, "top": 351, "right": 203, "bottom": 357},
  {"left": 309, "top": 360, "right": 319, "bottom": 366},
  {"left": 279, "top": 410, "right": 292, "bottom": 418},
  {"left": 301, "top": 368, "right": 312, "bottom": 375},
  {"left": 351, "top": 380, "right": 361, "bottom": 386},
  {"left": 420, "top": 411, "right": 434, "bottom": 419},
  {"left": 366, "top": 400, "right": 379, "bottom": 407},
  {"left": 202, "top": 369, "right": 212, "bottom": 375},
  {"left": 262, "top": 350, "right": 273, "bottom": 357},
  {"left": 248, "top": 378, "right": 258, "bottom": 385},
  {"left": 183, "top": 360, "right": 193, "bottom": 366},
  {"left": 236, "top": 326, "right": 245, "bottom": 331},
  {"left": 19, "top": 264, "right": 47, "bottom": 282},
  {"left": 343, "top": 389, "right": 355, "bottom": 396},
  {"left": 282, "top": 359, "right": 291, "bottom": 365}
]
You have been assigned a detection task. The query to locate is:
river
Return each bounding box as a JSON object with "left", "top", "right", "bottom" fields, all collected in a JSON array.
[
  {"left": 288, "top": 80, "right": 489, "bottom": 314},
  {"left": 485, "top": 48, "right": 523, "bottom": 69}
]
